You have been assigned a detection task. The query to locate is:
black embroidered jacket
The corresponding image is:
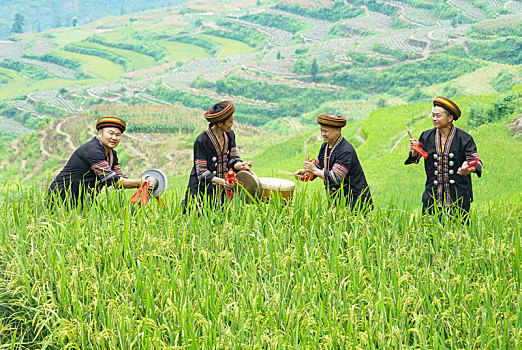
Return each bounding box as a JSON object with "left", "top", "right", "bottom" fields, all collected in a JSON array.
[
  {"left": 405, "top": 126, "right": 482, "bottom": 207},
  {"left": 184, "top": 127, "right": 243, "bottom": 207},
  {"left": 312, "top": 136, "right": 373, "bottom": 210},
  {"left": 47, "top": 137, "right": 125, "bottom": 207}
]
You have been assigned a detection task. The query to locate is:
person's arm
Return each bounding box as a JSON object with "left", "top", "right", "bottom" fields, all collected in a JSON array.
[
  {"left": 313, "top": 151, "right": 351, "bottom": 185},
  {"left": 405, "top": 132, "right": 424, "bottom": 165},
  {"left": 227, "top": 131, "right": 250, "bottom": 171},
  {"left": 81, "top": 147, "right": 122, "bottom": 186},
  {"left": 457, "top": 134, "right": 482, "bottom": 177},
  {"left": 303, "top": 159, "right": 325, "bottom": 181},
  {"left": 115, "top": 178, "right": 141, "bottom": 189},
  {"left": 194, "top": 140, "right": 215, "bottom": 184}
]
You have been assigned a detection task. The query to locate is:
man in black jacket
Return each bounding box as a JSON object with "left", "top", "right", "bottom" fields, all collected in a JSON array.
[
  {"left": 295, "top": 114, "right": 373, "bottom": 212},
  {"left": 47, "top": 116, "right": 150, "bottom": 209},
  {"left": 405, "top": 96, "right": 482, "bottom": 220}
]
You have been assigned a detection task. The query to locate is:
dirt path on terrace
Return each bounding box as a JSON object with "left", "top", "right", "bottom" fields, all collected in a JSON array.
[
  {"left": 56, "top": 118, "right": 77, "bottom": 152},
  {"left": 39, "top": 134, "right": 52, "bottom": 158},
  {"left": 355, "top": 127, "right": 366, "bottom": 145},
  {"left": 124, "top": 61, "right": 179, "bottom": 79}
]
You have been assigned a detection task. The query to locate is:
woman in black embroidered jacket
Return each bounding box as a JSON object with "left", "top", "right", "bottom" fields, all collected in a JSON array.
[
  {"left": 183, "top": 101, "right": 252, "bottom": 213},
  {"left": 294, "top": 114, "right": 373, "bottom": 212},
  {"left": 405, "top": 96, "right": 482, "bottom": 218}
]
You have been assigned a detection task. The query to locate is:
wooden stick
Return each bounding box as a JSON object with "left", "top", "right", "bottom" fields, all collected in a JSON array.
[
  {"left": 407, "top": 130, "right": 413, "bottom": 139},
  {"left": 304, "top": 136, "right": 307, "bottom": 160},
  {"left": 278, "top": 170, "right": 295, "bottom": 176}
]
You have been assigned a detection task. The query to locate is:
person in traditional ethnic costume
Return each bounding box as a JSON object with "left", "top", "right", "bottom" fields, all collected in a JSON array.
[
  {"left": 294, "top": 114, "right": 373, "bottom": 212},
  {"left": 405, "top": 96, "right": 482, "bottom": 220},
  {"left": 47, "top": 117, "right": 150, "bottom": 209},
  {"left": 183, "top": 100, "right": 252, "bottom": 213}
]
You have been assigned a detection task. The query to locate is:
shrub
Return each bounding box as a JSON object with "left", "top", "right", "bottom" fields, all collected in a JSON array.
[
  {"left": 468, "top": 91, "right": 519, "bottom": 129},
  {"left": 467, "top": 38, "right": 522, "bottom": 65},
  {"left": 491, "top": 70, "right": 517, "bottom": 93},
  {"left": 240, "top": 13, "right": 308, "bottom": 34}
]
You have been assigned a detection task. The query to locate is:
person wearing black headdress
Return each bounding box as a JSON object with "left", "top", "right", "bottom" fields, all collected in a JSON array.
[
  {"left": 294, "top": 114, "right": 373, "bottom": 212},
  {"left": 47, "top": 116, "right": 151, "bottom": 209},
  {"left": 183, "top": 100, "right": 252, "bottom": 213},
  {"left": 405, "top": 96, "right": 483, "bottom": 221}
]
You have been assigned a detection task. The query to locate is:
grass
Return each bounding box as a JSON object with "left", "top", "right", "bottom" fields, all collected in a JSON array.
[
  {"left": 55, "top": 49, "right": 125, "bottom": 80},
  {"left": 48, "top": 28, "right": 97, "bottom": 48},
  {"left": 199, "top": 34, "right": 257, "bottom": 57},
  {"left": 72, "top": 41, "right": 157, "bottom": 71},
  {"left": 157, "top": 40, "right": 212, "bottom": 62},
  {"left": 0, "top": 181, "right": 520, "bottom": 348},
  {"left": 0, "top": 67, "right": 32, "bottom": 99}
]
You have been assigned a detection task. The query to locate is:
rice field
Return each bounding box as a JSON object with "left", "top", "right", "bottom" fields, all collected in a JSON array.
[
  {"left": 158, "top": 40, "right": 212, "bottom": 62},
  {"left": 71, "top": 41, "right": 158, "bottom": 72},
  {"left": 88, "top": 103, "right": 205, "bottom": 134},
  {"left": 340, "top": 11, "right": 393, "bottom": 33},
  {"left": 448, "top": 0, "right": 488, "bottom": 20},
  {"left": 0, "top": 176, "right": 520, "bottom": 348},
  {"left": 199, "top": 35, "right": 256, "bottom": 58},
  {"left": 0, "top": 116, "right": 32, "bottom": 136},
  {"left": 54, "top": 49, "right": 125, "bottom": 81}
]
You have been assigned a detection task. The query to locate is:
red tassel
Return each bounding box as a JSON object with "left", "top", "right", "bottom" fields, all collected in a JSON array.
[
  {"left": 130, "top": 182, "right": 150, "bottom": 205},
  {"left": 300, "top": 157, "right": 316, "bottom": 181},
  {"left": 411, "top": 142, "right": 428, "bottom": 160},
  {"left": 224, "top": 169, "right": 238, "bottom": 200}
]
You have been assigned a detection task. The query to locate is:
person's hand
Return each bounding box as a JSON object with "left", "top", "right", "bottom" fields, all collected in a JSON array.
[
  {"left": 144, "top": 175, "right": 155, "bottom": 190},
  {"left": 303, "top": 160, "right": 317, "bottom": 175},
  {"left": 294, "top": 169, "right": 306, "bottom": 180},
  {"left": 240, "top": 160, "right": 252, "bottom": 170},
  {"left": 457, "top": 161, "right": 476, "bottom": 176},
  {"left": 237, "top": 161, "right": 252, "bottom": 171},
  {"left": 222, "top": 178, "right": 235, "bottom": 191},
  {"left": 409, "top": 138, "right": 419, "bottom": 155}
]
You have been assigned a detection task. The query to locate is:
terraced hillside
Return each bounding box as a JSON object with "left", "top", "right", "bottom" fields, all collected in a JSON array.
[{"left": 0, "top": 0, "right": 521, "bottom": 183}]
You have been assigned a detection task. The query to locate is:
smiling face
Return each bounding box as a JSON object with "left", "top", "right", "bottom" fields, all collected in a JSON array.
[
  {"left": 320, "top": 125, "right": 341, "bottom": 145},
  {"left": 217, "top": 114, "right": 234, "bottom": 133},
  {"left": 98, "top": 127, "right": 122, "bottom": 151},
  {"left": 431, "top": 106, "right": 453, "bottom": 130}
]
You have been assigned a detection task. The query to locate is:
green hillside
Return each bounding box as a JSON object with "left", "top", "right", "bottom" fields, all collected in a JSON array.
[
  {"left": 0, "top": 0, "right": 191, "bottom": 39},
  {"left": 0, "top": 0, "right": 520, "bottom": 136}
]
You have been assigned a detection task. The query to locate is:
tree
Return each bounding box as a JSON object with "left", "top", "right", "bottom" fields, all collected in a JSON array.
[
  {"left": 72, "top": 17, "right": 78, "bottom": 27},
  {"left": 11, "top": 13, "right": 25, "bottom": 34},
  {"left": 310, "top": 59, "right": 318, "bottom": 81}
]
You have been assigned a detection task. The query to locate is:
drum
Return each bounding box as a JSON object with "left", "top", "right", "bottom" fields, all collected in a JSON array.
[{"left": 259, "top": 177, "right": 295, "bottom": 203}]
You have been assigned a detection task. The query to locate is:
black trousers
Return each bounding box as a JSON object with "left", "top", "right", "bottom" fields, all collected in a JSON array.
[{"left": 422, "top": 198, "right": 471, "bottom": 225}]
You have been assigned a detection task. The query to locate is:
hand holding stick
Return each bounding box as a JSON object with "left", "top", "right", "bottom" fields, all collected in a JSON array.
[{"left": 407, "top": 130, "right": 428, "bottom": 160}]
